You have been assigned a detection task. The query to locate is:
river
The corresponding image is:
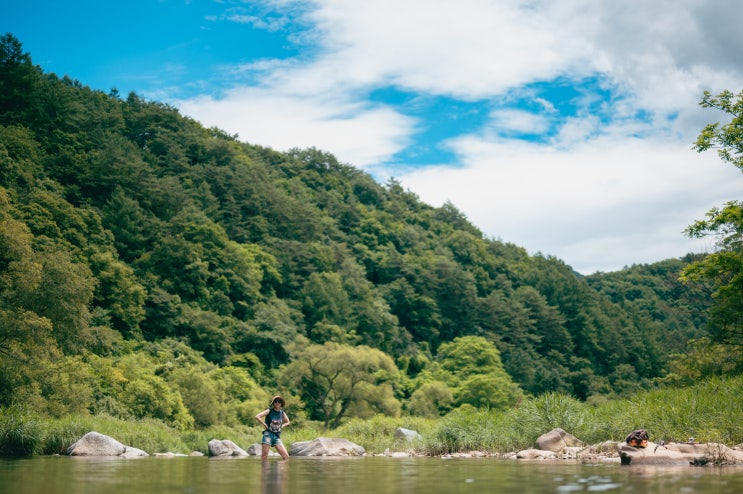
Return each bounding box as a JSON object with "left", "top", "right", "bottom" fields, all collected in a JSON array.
[{"left": 2, "top": 456, "right": 743, "bottom": 493}]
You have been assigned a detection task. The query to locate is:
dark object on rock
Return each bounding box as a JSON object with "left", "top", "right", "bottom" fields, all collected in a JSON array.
[
  {"left": 625, "top": 429, "right": 649, "bottom": 448},
  {"left": 690, "top": 457, "right": 709, "bottom": 466}
]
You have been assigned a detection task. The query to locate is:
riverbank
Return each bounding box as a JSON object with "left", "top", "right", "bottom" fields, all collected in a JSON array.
[
  {"left": 46, "top": 427, "right": 743, "bottom": 468},
  {"left": 2, "top": 377, "right": 742, "bottom": 459}
]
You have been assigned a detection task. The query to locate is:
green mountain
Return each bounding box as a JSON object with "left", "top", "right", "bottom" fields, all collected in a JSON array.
[{"left": 0, "top": 34, "right": 714, "bottom": 426}]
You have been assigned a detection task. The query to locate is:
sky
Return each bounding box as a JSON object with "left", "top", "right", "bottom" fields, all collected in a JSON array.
[{"left": 4, "top": 0, "right": 743, "bottom": 274}]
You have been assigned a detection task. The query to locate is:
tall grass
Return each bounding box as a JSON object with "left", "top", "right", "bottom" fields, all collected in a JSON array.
[
  {"left": 420, "top": 376, "right": 743, "bottom": 455},
  {"left": 335, "top": 415, "right": 436, "bottom": 453},
  {"left": 2, "top": 376, "right": 742, "bottom": 457},
  {"left": 0, "top": 404, "right": 44, "bottom": 456}
]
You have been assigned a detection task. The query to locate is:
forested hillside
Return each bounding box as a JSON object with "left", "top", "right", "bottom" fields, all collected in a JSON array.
[{"left": 0, "top": 34, "right": 715, "bottom": 429}]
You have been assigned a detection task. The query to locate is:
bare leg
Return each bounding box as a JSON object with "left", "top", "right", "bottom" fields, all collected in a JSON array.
[
  {"left": 262, "top": 443, "right": 270, "bottom": 459},
  {"left": 275, "top": 443, "right": 290, "bottom": 460}
]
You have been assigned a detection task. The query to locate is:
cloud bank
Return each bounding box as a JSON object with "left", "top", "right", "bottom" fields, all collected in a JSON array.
[{"left": 177, "top": 0, "right": 743, "bottom": 273}]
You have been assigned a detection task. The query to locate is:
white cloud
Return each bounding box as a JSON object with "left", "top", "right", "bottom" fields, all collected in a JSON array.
[
  {"left": 302, "top": 0, "right": 589, "bottom": 96},
  {"left": 397, "top": 134, "right": 743, "bottom": 273},
  {"left": 488, "top": 109, "right": 552, "bottom": 136},
  {"left": 174, "top": 0, "right": 743, "bottom": 272},
  {"left": 178, "top": 87, "right": 416, "bottom": 167}
]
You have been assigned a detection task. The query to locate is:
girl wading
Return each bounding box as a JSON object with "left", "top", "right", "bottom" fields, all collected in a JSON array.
[{"left": 255, "top": 395, "right": 291, "bottom": 460}]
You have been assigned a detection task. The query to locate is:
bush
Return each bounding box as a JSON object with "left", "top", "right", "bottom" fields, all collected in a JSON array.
[{"left": 336, "top": 415, "right": 434, "bottom": 454}]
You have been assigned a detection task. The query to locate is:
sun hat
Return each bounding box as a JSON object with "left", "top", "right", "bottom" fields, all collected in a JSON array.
[{"left": 271, "top": 395, "right": 285, "bottom": 406}]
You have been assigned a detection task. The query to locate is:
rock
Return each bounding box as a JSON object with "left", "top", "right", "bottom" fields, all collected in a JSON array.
[
  {"left": 394, "top": 427, "right": 422, "bottom": 442},
  {"left": 615, "top": 441, "right": 743, "bottom": 466},
  {"left": 120, "top": 446, "right": 148, "bottom": 458},
  {"left": 246, "top": 443, "right": 279, "bottom": 456},
  {"left": 562, "top": 446, "right": 585, "bottom": 458},
  {"left": 67, "top": 431, "right": 148, "bottom": 457},
  {"left": 663, "top": 442, "right": 710, "bottom": 455},
  {"left": 289, "top": 437, "right": 365, "bottom": 457},
  {"left": 516, "top": 449, "right": 557, "bottom": 460},
  {"left": 535, "top": 428, "right": 584, "bottom": 453},
  {"left": 618, "top": 442, "right": 694, "bottom": 466},
  {"left": 382, "top": 449, "right": 412, "bottom": 458},
  {"left": 588, "top": 440, "right": 622, "bottom": 455},
  {"left": 208, "top": 439, "right": 249, "bottom": 457}
]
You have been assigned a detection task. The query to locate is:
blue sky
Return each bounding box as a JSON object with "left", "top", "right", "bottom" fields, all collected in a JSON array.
[{"left": 4, "top": 0, "right": 743, "bottom": 273}]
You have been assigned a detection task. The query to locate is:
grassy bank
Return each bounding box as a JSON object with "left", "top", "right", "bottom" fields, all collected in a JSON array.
[{"left": 2, "top": 376, "right": 741, "bottom": 457}]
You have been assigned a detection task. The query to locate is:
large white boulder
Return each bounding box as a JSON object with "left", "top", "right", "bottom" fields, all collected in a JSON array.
[
  {"left": 208, "top": 439, "right": 249, "bottom": 457},
  {"left": 289, "top": 437, "right": 365, "bottom": 457},
  {"left": 67, "top": 431, "right": 148, "bottom": 457}
]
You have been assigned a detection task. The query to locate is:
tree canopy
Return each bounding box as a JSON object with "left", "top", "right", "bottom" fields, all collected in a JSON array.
[{"left": 681, "top": 89, "right": 743, "bottom": 353}]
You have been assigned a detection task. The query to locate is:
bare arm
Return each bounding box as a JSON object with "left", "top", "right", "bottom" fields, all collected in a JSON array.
[
  {"left": 282, "top": 412, "right": 291, "bottom": 428},
  {"left": 255, "top": 409, "right": 269, "bottom": 429}
]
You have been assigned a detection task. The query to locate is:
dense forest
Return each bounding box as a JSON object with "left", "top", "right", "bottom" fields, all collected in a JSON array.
[{"left": 0, "top": 33, "right": 737, "bottom": 431}]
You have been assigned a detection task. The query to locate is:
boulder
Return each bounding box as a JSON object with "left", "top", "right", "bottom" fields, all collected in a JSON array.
[
  {"left": 535, "top": 428, "right": 584, "bottom": 453},
  {"left": 617, "top": 441, "right": 743, "bottom": 466},
  {"left": 394, "top": 428, "right": 422, "bottom": 442},
  {"left": 208, "top": 439, "right": 249, "bottom": 457},
  {"left": 289, "top": 437, "right": 365, "bottom": 457},
  {"left": 67, "top": 431, "right": 148, "bottom": 457},
  {"left": 120, "top": 446, "right": 149, "bottom": 458},
  {"left": 246, "top": 443, "right": 279, "bottom": 456}
]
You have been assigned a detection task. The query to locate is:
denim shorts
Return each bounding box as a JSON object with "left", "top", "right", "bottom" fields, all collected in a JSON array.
[{"left": 262, "top": 430, "right": 283, "bottom": 446}]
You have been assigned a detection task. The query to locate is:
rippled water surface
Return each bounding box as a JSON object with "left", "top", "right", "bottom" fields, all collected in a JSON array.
[{"left": 3, "top": 456, "right": 743, "bottom": 494}]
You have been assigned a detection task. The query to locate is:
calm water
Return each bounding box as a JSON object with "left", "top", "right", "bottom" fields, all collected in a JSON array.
[{"left": 2, "top": 456, "right": 743, "bottom": 494}]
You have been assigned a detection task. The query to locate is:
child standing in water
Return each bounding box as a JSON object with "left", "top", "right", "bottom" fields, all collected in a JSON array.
[{"left": 255, "top": 395, "right": 291, "bottom": 460}]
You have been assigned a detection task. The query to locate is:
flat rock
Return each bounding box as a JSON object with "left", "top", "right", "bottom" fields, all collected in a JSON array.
[
  {"left": 516, "top": 448, "right": 557, "bottom": 460},
  {"left": 289, "top": 437, "right": 365, "bottom": 457},
  {"left": 618, "top": 442, "right": 743, "bottom": 466}
]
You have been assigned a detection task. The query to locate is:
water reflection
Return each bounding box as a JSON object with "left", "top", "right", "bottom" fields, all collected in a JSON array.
[
  {"left": 4, "top": 456, "right": 743, "bottom": 494},
  {"left": 261, "top": 460, "right": 288, "bottom": 494}
]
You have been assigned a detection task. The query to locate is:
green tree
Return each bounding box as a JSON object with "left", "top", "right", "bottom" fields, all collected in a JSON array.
[
  {"left": 408, "top": 380, "right": 453, "bottom": 417},
  {"left": 436, "top": 335, "right": 524, "bottom": 409},
  {"left": 279, "top": 342, "right": 401, "bottom": 428},
  {"left": 88, "top": 250, "right": 146, "bottom": 337},
  {"left": 682, "top": 89, "right": 743, "bottom": 345},
  {"left": 0, "top": 34, "right": 40, "bottom": 126}
]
